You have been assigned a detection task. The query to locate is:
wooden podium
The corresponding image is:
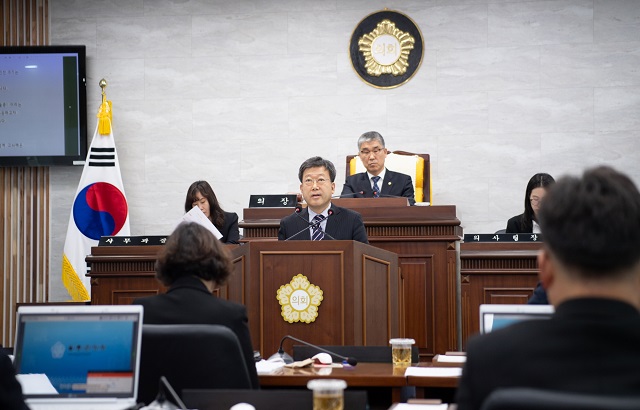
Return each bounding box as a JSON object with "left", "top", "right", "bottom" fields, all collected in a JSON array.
[
  {"left": 86, "top": 239, "right": 399, "bottom": 358},
  {"left": 226, "top": 240, "right": 399, "bottom": 357},
  {"left": 240, "top": 200, "right": 462, "bottom": 360}
]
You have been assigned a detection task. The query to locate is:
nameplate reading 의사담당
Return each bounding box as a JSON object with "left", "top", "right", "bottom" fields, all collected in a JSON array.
[{"left": 463, "top": 233, "right": 543, "bottom": 243}]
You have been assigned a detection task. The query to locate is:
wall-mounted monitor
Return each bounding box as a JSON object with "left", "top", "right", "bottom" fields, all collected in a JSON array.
[{"left": 0, "top": 45, "right": 87, "bottom": 167}]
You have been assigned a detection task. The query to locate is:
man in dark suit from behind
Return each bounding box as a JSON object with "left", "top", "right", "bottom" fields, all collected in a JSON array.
[
  {"left": 341, "top": 131, "right": 416, "bottom": 205},
  {"left": 457, "top": 166, "right": 640, "bottom": 410},
  {"left": 278, "top": 156, "right": 368, "bottom": 243}
]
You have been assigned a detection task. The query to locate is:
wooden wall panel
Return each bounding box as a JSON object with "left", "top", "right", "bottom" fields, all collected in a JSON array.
[{"left": 1, "top": 0, "right": 50, "bottom": 347}]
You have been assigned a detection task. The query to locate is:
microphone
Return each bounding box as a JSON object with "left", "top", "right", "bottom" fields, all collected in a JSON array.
[
  {"left": 285, "top": 208, "right": 336, "bottom": 241},
  {"left": 269, "top": 335, "right": 358, "bottom": 366}
]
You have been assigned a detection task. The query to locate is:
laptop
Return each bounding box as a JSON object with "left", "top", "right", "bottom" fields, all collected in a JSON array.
[
  {"left": 13, "top": 305, "right": 143, "bottom": 410},
  {"left": 479, "top": 304, "right": 554, "bottom": 334}
]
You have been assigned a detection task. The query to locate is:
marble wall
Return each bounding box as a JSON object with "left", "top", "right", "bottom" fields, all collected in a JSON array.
[{"left": 49, "top": 0, "right": 640, "bottom": 300}]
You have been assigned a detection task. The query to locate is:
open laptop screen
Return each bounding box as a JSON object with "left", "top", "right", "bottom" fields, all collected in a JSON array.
[
  {"left": 479, "top": 304, "right": 554, "bottom": 334},
  {"left": 14, "top": 305, "right": 143, "bottom": 399}
]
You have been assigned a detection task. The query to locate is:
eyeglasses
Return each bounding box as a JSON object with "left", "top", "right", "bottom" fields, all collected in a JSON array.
[
  {"left": 529, "top": 197, "right": 541, "bottom": 205},
  {"left": 303, "top": 177, "right": 329, "bottom": 187},
  {"left": 359, "top": 148, "right": 385, "bottom": 156}
]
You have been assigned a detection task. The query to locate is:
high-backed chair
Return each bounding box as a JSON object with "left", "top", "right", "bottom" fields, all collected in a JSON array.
[
  {"left": 346, "top": 151, "right": 431, "bottom": 204},
  {"left": 292, "top": 344, "right": 420, "bottom": 364},
  {"left": 138, "top": 324, "right": 252, "bottom": 405},
  {"left": 183, "top": 389, "right": 368, "bottom": 410},
  {"left": 480, "top": 388, "right": 640, "bottom": 410}
]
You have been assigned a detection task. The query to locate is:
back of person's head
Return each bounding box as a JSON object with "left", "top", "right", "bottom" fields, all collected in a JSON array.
[
  {"left": 357, "top": 131, "right": 385, "bottom": 150},
  {"left": 155, "top": 222, "right": 232, "bottom": 286},
  {"left": 538, "top": 166, "right": 640, "bottom": 279},
  {"left": 298, "top": 156, "right": 337, "bottom": 182}
]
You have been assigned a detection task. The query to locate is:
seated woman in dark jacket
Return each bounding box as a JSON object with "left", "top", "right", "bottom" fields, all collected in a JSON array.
[
  {"left": 185, "top": 180, "right": 240, "bottom": 244},
  {"left": 506, "top": 173, "right": 555, "bottom": 234},
  {"left": 506, "top": 173, "right": 555, "bottom": 304},
  {"left": 133, "top": 222, "right": 258, "bottom": 388}
]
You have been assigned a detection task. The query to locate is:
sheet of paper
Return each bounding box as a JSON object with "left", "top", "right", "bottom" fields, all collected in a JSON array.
[
  {"left": 16, "top": 373, "right": 58, "bottom": 394},
  {"left": 392, "top": 404, "right": 449, "bottom": 410},
  {"left": 178, "top": 206, "right": 223, "bottom": 239},
  {"left": 404, "top": 367, "right": 462, "bottom": 377},
  {"left": 255, "top": 359, "right": 285, "bottom": 375},
  {"left": 435, "top": 355, "right": 466, "bottom": 363}
]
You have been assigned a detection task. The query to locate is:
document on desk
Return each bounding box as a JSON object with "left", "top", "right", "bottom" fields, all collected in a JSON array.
[
  {"left": 404, "top": 367, "right": 462, "bottom": 377},
  {"left": 434, "top": 354, "right": 466, "bottom": 363},
  {"left": 255, "top": 359, "right": 285, "bottom": 375},
  {"left": 16, "top": 374, "right": 58, "bottom": 394},
  {"left": 392, "top": 404, "right": 449, "bottom": 409}
]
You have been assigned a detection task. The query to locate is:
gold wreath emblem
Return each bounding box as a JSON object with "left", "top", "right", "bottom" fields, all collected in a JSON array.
[
  {"left": 358, "top": 19, "right": 415, "bottom": 77},
  {"left": 276, "top": 274, "right": 324, "bottom": 324}
]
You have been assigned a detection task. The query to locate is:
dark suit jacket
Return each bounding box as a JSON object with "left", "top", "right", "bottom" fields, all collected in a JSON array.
[
  {"left": 0, "top": 352, "right": 28, "bottom": 410},
  {"left": 505, "top": 213, "right": 530, "bottom": 233},
  {"left": 506, "top": 214, "right": 549, "bottom": 304},
  {"left": 456, "top": 298, "right": 640, "bottom": 410},
  {"left": 132, "top": 276, "right": 259, "bottom": 388},
  {"left": 219, "top": 211, "right": 240, "bottom": 244},
  {"left": 277, "top": 204, "right": 368, "bottom": 244},
  {"left": 341, "top": 169, "right": 416, "bottom": 205}
]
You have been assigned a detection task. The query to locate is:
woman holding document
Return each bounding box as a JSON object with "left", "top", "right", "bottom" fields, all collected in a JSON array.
[{"left": 185, "top": 180, "right": 240, "bottom": 244}]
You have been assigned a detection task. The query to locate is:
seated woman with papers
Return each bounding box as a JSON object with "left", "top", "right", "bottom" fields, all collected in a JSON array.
[{"left": 185, "top": 180, "right": 240, "bottom": 243}]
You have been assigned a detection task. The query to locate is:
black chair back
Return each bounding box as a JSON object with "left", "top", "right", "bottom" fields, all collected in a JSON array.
[
  {"left": 138, "top": 324, "right": 252, "bottom": 405},
  {"left": 292, "top": 345, "right": 419, "bottom": 363},
  {"left": 183, "top": 388, "right": 368, "bottom": 410},
  {"left": 481, "top": 388, "right": 640, "bottom": 410}
]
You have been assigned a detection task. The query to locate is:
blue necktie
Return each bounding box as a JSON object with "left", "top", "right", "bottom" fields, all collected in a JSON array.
[
  {"left": 372, "top": 176, "right": 381, "bottom": 198},
  {"left": 311, "top": 214, "right": 325, "bottom": 241}
]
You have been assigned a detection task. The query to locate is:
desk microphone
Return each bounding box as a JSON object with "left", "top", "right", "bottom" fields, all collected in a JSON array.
[
  {"left": 269, "top": 335, "right": 358, "bottom": 366},
  {"left": 285, "top": 208, "right": 336, "bottom": 241}
]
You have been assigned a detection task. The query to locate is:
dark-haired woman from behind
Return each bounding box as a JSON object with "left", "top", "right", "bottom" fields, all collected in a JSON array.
[
  {"left": 132, "top": 222, "right": 259, "bottom": 388},
  {"left": 185, "top": 180, "right": 240, "bottom": 244},
  {"left": 506, "top": 173, "right": 555, "bottom": 234}
]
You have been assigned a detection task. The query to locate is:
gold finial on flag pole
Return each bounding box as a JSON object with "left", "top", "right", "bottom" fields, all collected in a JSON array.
[{"left": 97, "top": 78, "right": 112, "bottom": 135}]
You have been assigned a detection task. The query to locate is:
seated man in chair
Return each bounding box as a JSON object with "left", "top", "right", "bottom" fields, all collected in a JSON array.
[
  {"left": 341, "top": 131, "right": 416, "bottom": 205},
  {"left": 456, "top": 166, "right": 640, "bottom": 409}
]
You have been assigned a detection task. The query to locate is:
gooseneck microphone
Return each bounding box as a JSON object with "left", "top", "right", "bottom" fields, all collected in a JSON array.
[
  {"left": 285, "top": 207, "right": 336, "bottom": 241},
  {"left": 270, "top": 335, "right": 358, "bottom": 366}
]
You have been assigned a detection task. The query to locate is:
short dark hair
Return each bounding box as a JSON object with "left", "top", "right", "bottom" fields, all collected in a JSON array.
[
  {"left": 521, "top": 173, "right": 555, "bottom": 231},
  {"left": 357, "top": 131, "right": 385, "bottom": 150},
  {"left": 184, "top": 180, "right": 225, "bottom": 228},
  {"left": 155, "top": 222, "right": 232, "bottom": 286},
  {"left": 298, "top": 156, "right": 336, "bottom": 182},
  {"left": 538, "top": 166, "right": 640, "bottom": 278}
]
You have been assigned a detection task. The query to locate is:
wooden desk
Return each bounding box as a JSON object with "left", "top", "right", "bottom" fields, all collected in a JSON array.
[
  {"left": 460, "top": 241, "right": 543, "bottom": 349},
  {"left": 260, "top": 363, "right": 407, "bottom": 403},
  {"left": 260, "top": 362, "right": 461, "bottom": 406}
]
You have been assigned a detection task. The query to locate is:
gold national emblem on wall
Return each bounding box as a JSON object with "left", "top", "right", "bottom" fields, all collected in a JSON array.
[
  {"left": 350, "top": 10, "right": 424, "bottom": 89},
  {"left": 276, "top": 274, "right": 324, "bottom": 323}
]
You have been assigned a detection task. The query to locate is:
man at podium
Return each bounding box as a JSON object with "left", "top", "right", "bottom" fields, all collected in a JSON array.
[{"left": 278, "top": 156, "right": 368, "bottom": 243}]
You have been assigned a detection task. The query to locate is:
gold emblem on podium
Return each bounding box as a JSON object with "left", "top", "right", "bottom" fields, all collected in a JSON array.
[{"left": 277, "top": 274, "right": 324, "bottom": 323}]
